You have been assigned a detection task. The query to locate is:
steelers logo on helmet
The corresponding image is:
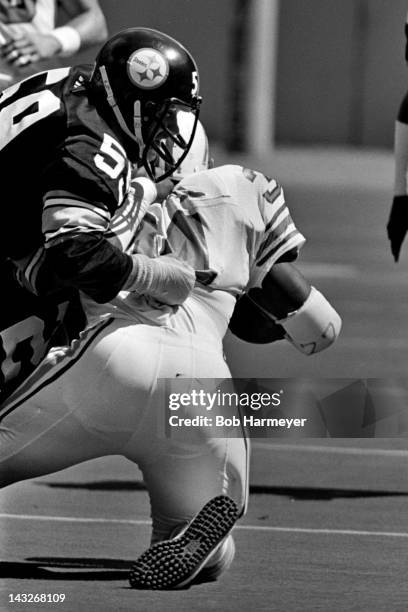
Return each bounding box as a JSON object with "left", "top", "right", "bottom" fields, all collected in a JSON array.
[{"left": 127, "top": 48, "right": 169, "bottom": 89}]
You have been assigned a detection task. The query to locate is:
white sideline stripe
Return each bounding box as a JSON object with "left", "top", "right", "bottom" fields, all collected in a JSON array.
[
  {"left": 1, "top": 513, "right": 408, "bottom": 539},
  {"left": 252, "top": 442, "right": 408, "bottom": 457}
]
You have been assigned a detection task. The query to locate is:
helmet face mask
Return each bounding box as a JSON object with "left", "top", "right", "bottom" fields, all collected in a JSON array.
[
  {"left": 90, "top": 27, "right": 202, "bottom": 181},
  {"left": 141, "top": 101, "right": 202, "bottom": 181},
  {"left": 149, "top": 110, "right": 211, "bottom": 182}
]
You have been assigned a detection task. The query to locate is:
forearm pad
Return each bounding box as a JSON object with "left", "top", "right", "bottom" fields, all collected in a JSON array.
[{"left": 276, "top": 287, "right": 342, "bottom": 355}]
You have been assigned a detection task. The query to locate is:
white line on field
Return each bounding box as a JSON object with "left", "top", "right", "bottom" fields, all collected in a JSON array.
[
  {"left": 1, "top": 513, "right": 408, "bottom": 539},
  {"left": 238, "top": 525, "right": 408, "bottom": 538},
  {"left": 252, "top": 442, "right": 408, "bottom": 457},
  {"left": 0, "top": 514, "right": 151, "bottom": 525},
  {"left": 296, "top": 263, "right": 358, "bottom": 279}
]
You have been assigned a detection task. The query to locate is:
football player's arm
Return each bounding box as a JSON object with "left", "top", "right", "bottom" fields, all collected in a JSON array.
[
  {"left": 387, "top": 91, "right": 408, "bottom": 262},
  {"left": 56, "top": 0, "right": 108, "bottom": 51},
  {"left": 229, "top": 263, "right": 342, "bottom": 355},
  {"left": 38, "top": 233, "right": 195, "bottom": 306},
  {"left": 34, "top": 170, "right": 194, "bottom": 305}
]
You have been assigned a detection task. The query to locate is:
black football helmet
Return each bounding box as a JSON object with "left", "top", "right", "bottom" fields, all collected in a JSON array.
[{"left": 90, "top": 27, "right": 202, "bottom": 181}]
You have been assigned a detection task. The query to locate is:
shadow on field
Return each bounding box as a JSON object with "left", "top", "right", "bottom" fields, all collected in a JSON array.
[
  {"left": 0, "top": 557, "right": 131, "bottom": 580},
  {"left": 38, "top": 480, "right": 408, "bottom": 501}
]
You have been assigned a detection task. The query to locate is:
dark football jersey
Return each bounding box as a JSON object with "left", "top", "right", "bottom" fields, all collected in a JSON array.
[
  {"left": 0, "top": 65, "right": 133, "bottom": 302},
  {"left": 0, "top": 256, "right": 84, "bottom": 403},
  {"left": 0, "top": 64, "right": 136, "bottom": 400}
]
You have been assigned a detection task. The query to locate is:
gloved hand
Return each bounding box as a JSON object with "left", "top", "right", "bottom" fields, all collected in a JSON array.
[
  {"left": 124, "top": 253, "right": 196, "bottom": 305},
  {"left": 387, "top": 195, "right": 408, "bottom": 262}
]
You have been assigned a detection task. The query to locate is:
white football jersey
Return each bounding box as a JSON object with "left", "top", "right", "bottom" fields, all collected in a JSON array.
[
  {"left": 161, "top": 164, "right": 305, "bottom": 291},
  {"left": 83, "top": 165, "right": 306, "bottom": 339}
]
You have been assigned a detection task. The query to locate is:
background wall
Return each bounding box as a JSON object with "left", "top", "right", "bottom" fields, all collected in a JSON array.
[
  {"left": 276, "top": 0, "right": 408, "bottom": 147},
  {"left": 75, "top": 0, "right": 408, "bottom": 149},
  {"left": 75, "top": 0, "right": 235, "bottom": 145}
]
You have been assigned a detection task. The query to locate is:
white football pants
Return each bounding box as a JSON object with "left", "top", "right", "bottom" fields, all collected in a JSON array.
[{"left": 0, "top": 318, "right": 249, "bottom": 542}]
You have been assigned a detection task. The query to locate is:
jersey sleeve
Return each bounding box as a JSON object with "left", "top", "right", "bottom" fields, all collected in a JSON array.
[
  {"left": 249, "top": 172, "right": 306, "bottom": 288},
  {"left": 34, "top": 135, "right": 135, "bottom": 303},
  {"left": 42, "top": 133, "right": 129, "bottom": 244}
]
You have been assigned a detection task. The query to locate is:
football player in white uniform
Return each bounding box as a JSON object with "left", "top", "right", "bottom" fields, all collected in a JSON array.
[
  {"left": 0, "top": 28, "right": 201, "bottom": 401},
  {"left": 0, "top": 0, "right": 107, "bottom": 90},
  {"left": 0, "top": 116, "right": 341, "bottom": 589}
]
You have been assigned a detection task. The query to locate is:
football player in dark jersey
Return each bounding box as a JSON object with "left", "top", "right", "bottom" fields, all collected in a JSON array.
[
  {"left": 0, "top": 26, "right": 202, "bottom": 401},
  {"left": 0, "top": 112, "right": 341, "bottom": 591}
]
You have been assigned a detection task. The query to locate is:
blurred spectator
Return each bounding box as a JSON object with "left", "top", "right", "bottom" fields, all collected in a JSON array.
[{"left": 0, "top": 0, "right": 107, "bottom": 90}]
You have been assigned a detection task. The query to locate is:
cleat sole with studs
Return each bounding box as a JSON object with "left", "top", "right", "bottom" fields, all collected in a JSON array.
[{"left": 129, "top": 495, "right": 238, "bottom": 590}]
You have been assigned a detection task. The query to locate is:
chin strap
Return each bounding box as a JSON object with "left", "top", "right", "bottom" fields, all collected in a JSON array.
[{"left": 98, "top": 65, "right": 144, "bottom": 155}]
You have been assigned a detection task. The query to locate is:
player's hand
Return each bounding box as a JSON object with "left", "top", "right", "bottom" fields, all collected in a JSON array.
[
  {"left": 134, "top": 166, "right": 176, "bottom": 202},
  {"left": 148, "top": 254, "right": 196, "bottom": 305},
  {"left": 0, "top": 32, "right": 61, "bottom": 66},
  {"left": 387, "top": 195, "right": 408, "bottom": 262}
]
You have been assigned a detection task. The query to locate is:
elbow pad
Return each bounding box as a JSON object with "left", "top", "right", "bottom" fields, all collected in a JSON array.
[{"left": 276, "top": 287, "right": 342, "bottom": 355}]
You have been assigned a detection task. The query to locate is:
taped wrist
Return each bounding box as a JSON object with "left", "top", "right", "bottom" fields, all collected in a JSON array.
[
  {"left": 276, "top": 286, "right": 342, "bottom": 355},
  {"left": 123, "top": 253, "right": 162, "bottom": 294},
  {"left": 52, "top": 26, "right": 81, "bottom": 56},
  {"left": 123, "top": 254, "right": 195, "bottom": 305},
  {"left": 132, "top": 177, "right": 157, "bottom": 206}
]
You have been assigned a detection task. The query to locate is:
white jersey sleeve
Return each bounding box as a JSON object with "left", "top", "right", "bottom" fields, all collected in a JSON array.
[{"left": 246, "top": 169, "right": 306, "bottom": 288}]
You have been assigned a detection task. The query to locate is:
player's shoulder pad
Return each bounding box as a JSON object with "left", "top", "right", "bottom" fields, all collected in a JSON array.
[
  {"left": 60, "top": 131, "right": 131, "bottom": 214},
  {"left": 222, "top": 165, "right": 280, "bottom": 200},
  {"left": 210, "top": 164, "right": 272, "bottom": 188},
  {"left": 173, "top": 165, "right": 231, "bottom": 201},
  {"left": 62, "top": 73, "right": 131, "bottom": 207},
  {"left": 177, "top": 164, "right": 269, "bottom": 197}
]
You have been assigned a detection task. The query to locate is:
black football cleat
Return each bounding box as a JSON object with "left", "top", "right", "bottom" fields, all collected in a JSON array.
[{"left": 129, "top": 495, "right": 238, "bottom": 590}]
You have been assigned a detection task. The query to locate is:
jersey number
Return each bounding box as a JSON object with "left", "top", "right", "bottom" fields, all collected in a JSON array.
[
  {"left": 0, "top": 302, "right": 68, "bottom": 389},
  {"left": 0, "top": 68, "right": 70, "bottom": 150},
  {"left": 0, "top": 91, "right": 60, "bottom": 150},
  {"left": 94, "top": 133, "right": 126, "bottom": 179}
]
